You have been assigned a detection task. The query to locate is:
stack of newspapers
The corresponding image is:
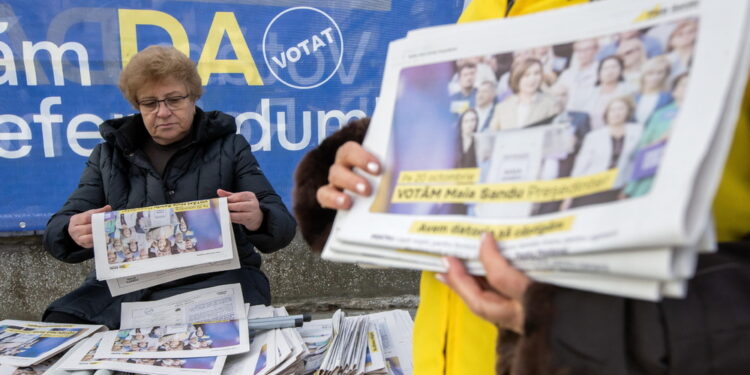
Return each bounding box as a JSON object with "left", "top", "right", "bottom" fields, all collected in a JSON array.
[
  {"left": 91, "top": 198, "right": 241, "bottom": 296},
  {"left": 51, "top": 284, "right": 252, "bottom": 375},
  {"left": 314, "top": 309, "right": 413, "bottom": 375},
  {"left": 226, "top": 309, "right": 413, "bottom": 375},
  {"left": 322, "top": 0, "right": 750, "bottom": 300},
  {"left": 34, "top": 284, "right": 413, "bottom": 375},
  {"left": 0, "top": 320, "right": 104, "bottom": 374}
]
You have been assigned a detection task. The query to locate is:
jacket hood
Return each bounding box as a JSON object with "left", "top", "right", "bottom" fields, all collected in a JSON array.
[{"left": 99, "top": 107, "right": 237, "bottom": 154}]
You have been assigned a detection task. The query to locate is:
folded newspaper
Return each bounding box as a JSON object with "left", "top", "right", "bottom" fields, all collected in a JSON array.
[
  {"left": 323, "top": 0, "right": 750, "bottom": 300},
  {"left": 90, "top": 198, "right": 241, "bottom": 296},
  {"left": 224, "top": 308, "right": 413, "bottom": 375},
  {"left": 0, "top": 320, "right": 104, "bottom": 368}
]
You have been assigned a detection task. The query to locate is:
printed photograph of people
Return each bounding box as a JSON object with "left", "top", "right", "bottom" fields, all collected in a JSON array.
[
  {"left": 380, "top": 17, "right": 697, "bottom": 219},
  {"left": 80, "top": 340, "right": 218, "bottom": 369},
  {"left": 108, "top": 321, "right": 239, "bottom": 355},
  {"left": 102, "top": 199, "right": 223, "bottom": 265}
]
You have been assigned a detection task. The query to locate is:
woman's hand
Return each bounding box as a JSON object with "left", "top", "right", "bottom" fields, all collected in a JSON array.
[
  {"left": 68, "top": 205, "right": 112, "bottom": 248},
  {"left": 217, "top": 189, "right": 264, "bottom": 231},
  {"left": 316, "top": 141, "right": 381, "bottom": 210},
  {"left": 441, "top": 233, "right": 531, "bottom": 334}
]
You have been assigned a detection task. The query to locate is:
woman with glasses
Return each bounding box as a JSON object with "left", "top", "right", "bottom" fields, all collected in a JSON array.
[{"left": 41, "top": 45, "right": 296, "bottom": 329}]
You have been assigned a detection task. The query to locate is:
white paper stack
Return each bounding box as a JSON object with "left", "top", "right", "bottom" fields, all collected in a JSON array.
[
  {"left": 55, "top": 283, "right": 250, "bottom": 375},
  {"left": 323, "top": 0, "right": 750, "bottom": 300},
  {"left": 313, "top": 310, "right": 413, "bottom": 375},
  {"left": 90, "top": 198, "right": 241, "bottom": 296},
  {"left": 0, "top": 320, "right": 103, "bottom": 372},
  {"left": 225, "top": 308, "right": 413, "bottom": 375},
  {"left": 223, "top": 305, "right": 310, "bottom": 375}
]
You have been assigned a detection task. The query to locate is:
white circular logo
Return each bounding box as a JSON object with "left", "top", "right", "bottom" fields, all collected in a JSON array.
[{"left": 262, "top": 7, "right": 344, "bottom": 90}]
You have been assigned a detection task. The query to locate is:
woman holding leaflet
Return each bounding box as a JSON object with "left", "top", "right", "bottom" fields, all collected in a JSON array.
[{"left": 42, "top": 45, "right": 296, "bottom": 329}]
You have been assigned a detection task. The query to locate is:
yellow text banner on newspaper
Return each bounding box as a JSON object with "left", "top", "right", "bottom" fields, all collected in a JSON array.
[
  {"left": 118, "top": 199, "right": 212, "bottom": 214},
  {"left": 5, "top": 328, "right": 79, "bottom": 338},
  {"left": 409, "top": 216, "right": 575, "bottom": 240},
  {"left": 393, "top": 169, "right": 618, "bottom": 203}
]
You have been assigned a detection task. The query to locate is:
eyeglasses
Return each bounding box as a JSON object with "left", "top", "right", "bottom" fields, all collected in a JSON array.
[{"left": 137, "top": 95, "right": 190, "bottom": 113}]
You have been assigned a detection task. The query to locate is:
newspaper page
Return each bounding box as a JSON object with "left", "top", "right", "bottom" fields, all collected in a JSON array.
[
  {"left": 368, "top": 311, "right": 413, "bottom": 375},
  {"left": 222, "top": 305, "right": 275, "bottom": 375},
  {"left": 0, "top": 320, "right": 103, "bottom": 367},
  {"left": 328, "top": 220, "right": 675, "bottom": 300},
  {"left": 364, "top": 323, "right": 387, "bottom": 374},
  {"left": 0, "top": 355, "right": 57, "bottom": 375},
  {"left": 266, "top": 307, "right": 307, "bottom": 375},
  {"left": 295, "top": 319, "right": 333, "bottom": 374},
  {"left": 329, "top": 218, "right": 709, "bottom": 278},
  {"left": 94, "top": 320, "right": 249, "bottom": 359},
  {"left": 335, "top": 0, "right": 750, "bottom": 261},
  {"left": 106, "top": 232, "right": 241, "bottom": 296},
  {"left": 92, "top": 198, "right": 235, "bottom": 280},
  {"left": 119, "top": 284, "right": 247, "bottom": 329},
  {"left": 58, "top": 333, "right": 226, "bottom": 375}
]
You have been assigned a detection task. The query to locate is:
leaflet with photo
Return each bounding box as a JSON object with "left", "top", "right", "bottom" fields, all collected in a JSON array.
[
  {"left": 106, "top": 232, "right": 241, "bottom": 297},
  {"left": 335, "top": 0, "right": 750, "bottom": 261},
  {"left": 92, "top": 198, "right": 235, "bottom": 281},
  {"left": 0, "top": 320, "right": 103, "bottom": 367},
  {"left": 58, "top": 332, "right": 226, "bottom": 375},
  {"left": 94, "top": 320, "right": 249, "bottom": 359}
]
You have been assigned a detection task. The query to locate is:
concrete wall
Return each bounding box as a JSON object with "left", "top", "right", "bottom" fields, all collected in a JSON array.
[{"left": 0, "top": 233, "right": 420, "bottom": 320}]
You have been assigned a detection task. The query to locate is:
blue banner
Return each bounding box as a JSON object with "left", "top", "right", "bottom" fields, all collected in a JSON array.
[{"left": 0, "top": 1, "right": 463, "bottom": 232}]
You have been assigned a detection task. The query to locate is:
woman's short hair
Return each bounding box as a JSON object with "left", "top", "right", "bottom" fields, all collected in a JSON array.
[
  {"left": 118, "top": 45, "right": 203, "bottom": 109},
  {"left": 667, "top": 19, "right": 698, "bottom": 52},
  {"left": 639, "top": 56, "right": 671, "bottom": 91},
  {"left": 602, "top": 95, "right": 636, "bottom": 124},
  {"left": 509, "top": 58, "right": 543, "bottom": 94},
  {"left": 595, "top": 55, "right": 625, "bottom": 86}
]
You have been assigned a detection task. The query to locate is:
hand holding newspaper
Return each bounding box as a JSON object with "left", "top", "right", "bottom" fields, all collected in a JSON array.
[
  {"left": 323, "top": 0, "right": 750, "bottom": 300},
  {"left": 90, "top": 198, "right": 241, "bottom": 296}
]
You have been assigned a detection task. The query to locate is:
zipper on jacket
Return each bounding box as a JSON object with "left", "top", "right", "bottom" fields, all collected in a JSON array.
[{"left": 161, "top": 140, "right": 198, "bottom": 201}]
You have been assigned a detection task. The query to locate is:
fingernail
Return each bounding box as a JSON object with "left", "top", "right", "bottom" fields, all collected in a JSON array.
[
  {"left": 481, "top": 232, "right": 488, "bottom": 242},
  {"left": 435, "top": 273, "right": 447, "bottom": 284},
  {"left": 355, "top": 182, "right": 366, "bottom": 194},
  {"left": 336, "top": 195, "right": 346, "bottom": 207},
  {"left": 441, "top": 257, "right": 450, "bottom": 270},
  {"left": 366, "top": 162, "right": 380, "bottom": 174}
]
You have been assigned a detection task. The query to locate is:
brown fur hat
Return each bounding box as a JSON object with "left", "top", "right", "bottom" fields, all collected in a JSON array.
[{"left": 292, "top": 118, "right": 370, "bottom": 252}]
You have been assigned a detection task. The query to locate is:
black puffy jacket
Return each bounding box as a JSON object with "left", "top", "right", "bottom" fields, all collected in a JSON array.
[{"left": 42, "top": 107, "right": 296, "bottom": 328}]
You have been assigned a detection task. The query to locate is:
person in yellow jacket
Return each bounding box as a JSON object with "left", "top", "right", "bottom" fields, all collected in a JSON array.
[{"left": 294, "top": 0, "right": 750, "bottom": 374}]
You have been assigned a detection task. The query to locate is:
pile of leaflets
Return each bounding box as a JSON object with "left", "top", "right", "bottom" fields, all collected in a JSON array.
[
  {"left": 3, "top": 284, "right": 413, "bottom": 375},
  {"left": 315, "top": 310, "right": 413, "bottom": 375},
  {"left": 0, "top": 320, "right": 104, "bottom": 374},
  {"left": 91, "top": 198, "right": 241, "bottom": 296},
  {"left": 223, "top": 305, "right": 310, "bottom": 375},
  {"left": 225, "top": 308, "right": 413, "bottom": 375},
  {"left": 322, "top": 0, "right": 750, "bottom": 300},
  {"left": 51, "top": 284, "right": 251, "bottom": 375}
]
